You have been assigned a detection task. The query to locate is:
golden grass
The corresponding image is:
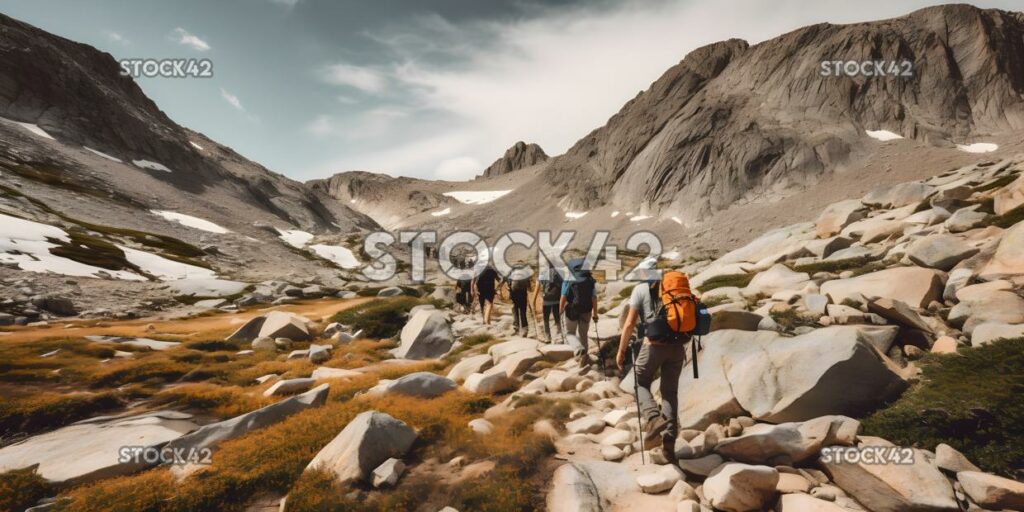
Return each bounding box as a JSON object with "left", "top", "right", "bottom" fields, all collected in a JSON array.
[{"left": 149, "top": 384, "right": 272, "bottom": 418}]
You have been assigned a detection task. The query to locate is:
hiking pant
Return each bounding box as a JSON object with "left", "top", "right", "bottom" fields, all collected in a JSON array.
[
  {"left": 478, "top": 292, "right": 495, "bottom": 324},
  {"left": 510, "top": 288, "right": 528, "bottom": 333},
  {"left": 542, "top": 304, "right": 562, "bottom": 342},
  {"left": 634, "top": 341, "right": 686, "bottom": 439},
  {"left": 564, "top": 316, "right": 590, "bottom": 354}
]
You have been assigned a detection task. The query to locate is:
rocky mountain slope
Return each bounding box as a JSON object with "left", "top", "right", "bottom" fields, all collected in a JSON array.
[{"left": 479, "top": 141, "right": 548, "bottom": 179}]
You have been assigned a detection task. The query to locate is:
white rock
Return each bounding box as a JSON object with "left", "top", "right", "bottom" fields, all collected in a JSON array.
[
  {"left": 371, "top": 457, "right": 406, "bottom": 488},
  {"left": 392, "top": 310, "right": 453, "bottom": 359},
  {"left": 703, "top": 463, "right": 779, "bottom": 512},
  {"left": 468, "top": 418, "right": 494, "bottom": 435},
  {"left": 777, "top": 493, "right": 847, "bottom": 511},
  {"left": 566, "top": 416, "right": 606, "bottom": 435},
  {"left": 463, "top": 367, "right": 517, "bottom": 394},
  {"left": 305, "top": 411, "right": 416, "bottom": 484},
  {"left": 263, "top": 378, "right": 315, "bottom": 397},
  {"left": 446, "top": 354, "right": 494, "bottom": 383},
  {"left": 636, "top": 465, "right": 682, "bottom": 494},
  {"left": 957, "top": 471, "right": 1024, "bottom": 510}
]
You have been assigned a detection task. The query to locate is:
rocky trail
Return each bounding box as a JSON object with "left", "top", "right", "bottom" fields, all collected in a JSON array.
[{"left": 3, "top": 152, "right": 1024, "bottom": 511}]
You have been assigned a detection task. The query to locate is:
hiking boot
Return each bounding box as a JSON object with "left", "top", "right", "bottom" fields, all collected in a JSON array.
[
  {"left": 662, "top": 436, "right": 678, "bottom": 464},
  {"left": 642, "top": 415, "right": 668, "bottom": 450},
  {"left": 577, "top": 352, "right": 592, "bottom": 368}
]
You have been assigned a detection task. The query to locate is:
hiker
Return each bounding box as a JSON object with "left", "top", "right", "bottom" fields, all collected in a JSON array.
[
  {"left": 506, "top": 267, "right": 532, "bottom": 336},
  {"left": 473, "top": 262, "right": 501, "bottom": 325},
  {"left": 615, "top": 268, "right": 692, "bottom": 463},
  {"left": 455, "top": 274, "right": 473, "bottom": 314},
  {"left": 559, "top": 258, "right": 598, "bottom": 365},
  {"left": 531, "top": 262, "right": 564, "bottom": 343}
]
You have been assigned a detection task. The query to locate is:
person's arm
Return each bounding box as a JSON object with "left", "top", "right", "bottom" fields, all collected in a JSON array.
[
  {"left": 591, "top": 295, "right": 599, "bottom": 321},
  {"left": 616, "top": 307, "right": 639, "bottom": 371},
  {"left": 559, "top": 295, "right": 567, "bottom": 316}
]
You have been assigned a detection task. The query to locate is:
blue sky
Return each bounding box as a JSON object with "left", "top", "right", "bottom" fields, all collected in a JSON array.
[{"left": 2, "top": 0, "right": 1019, "bottom": 181}]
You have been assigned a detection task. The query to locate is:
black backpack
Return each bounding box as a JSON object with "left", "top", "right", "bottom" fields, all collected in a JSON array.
[
  {"left": 543, "top": 268, "right": 563, "bottom": 303},
  {"left": 510, "top": 277, "right": 530, "bottom": 293},
  {"left": 565, "top": 271, "right": 595, "bottom": 321}
]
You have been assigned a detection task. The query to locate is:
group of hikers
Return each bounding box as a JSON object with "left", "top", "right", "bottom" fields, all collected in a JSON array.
[{"left": 452, "top": 257, "right": 710, "bottom": 463}]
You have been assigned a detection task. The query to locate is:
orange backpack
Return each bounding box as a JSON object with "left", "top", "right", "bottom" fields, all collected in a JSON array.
[{"left": 661, "top": 271, "right": 696, "bottom": 333}]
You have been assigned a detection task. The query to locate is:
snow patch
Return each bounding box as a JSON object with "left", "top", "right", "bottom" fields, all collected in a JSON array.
[
  {"left": 309, "top": 244, "right": 360, "bottom": 269},
  {"left": 565, "top": 211, "right": 588, "bottom": 219},
  {"left": 956, "top": 142, "right": 998, "bottom": 153},
  {"left": 610, "top": 211, "right": 620, "bottom": 218},
  {"left": 431, "top": 207, "right": 451, "bottom": 217},
  {"left": 276, "top": 228, "right": 314, "bottom": 248},
  {"left": 630, "top": 215, "right": 651, "bottom": 222},
  {"left": 663, "top": 250, "right": 681, "bottom": 260},
  {"left": 83, "top": 147, "right": 122, "bottom": 163},
  {"left": 15, "top": 122, "right": 55, "bottom": 140},
  {"left": 0, "top": 213, "right": 143, "bottom": 280},
  {"left": 189, "top": 141, "right": 205, "bottom": 151},
  {"left": 151, "top": 210, "right": 229, "bottom": 234},
  {"left": 133, "top": 159, "right": 173, "bottom": 173},
  {"left": 671, "top": 216, "right": 683, "bottom": 225},
  {"left": 866, "top": 129, "right": 903, "bottom": 142},
  {"left": 168, "top": 278, "right": 248, "bottom": 297},
  {"left": 443, "top": 190, "right": 511, "bottom": 205},
  {"left": 120, "top": 245, "right": 216, "bottom": 281}
]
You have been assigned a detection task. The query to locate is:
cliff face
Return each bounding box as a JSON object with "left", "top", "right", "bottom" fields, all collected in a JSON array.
[
  {"left": 479, "top": 141, "right": 549, "bottom": 179},
  {"left": 547, "top": 5, "right": 1024, "bottom": 222}
]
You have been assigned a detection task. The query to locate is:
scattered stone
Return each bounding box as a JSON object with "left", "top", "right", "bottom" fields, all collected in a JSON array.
[
  {"left": 601, "top": 446, "right": 624, "bottom": 461},
  {"left": 905, "top": 235, "right": 979, "bottom": 271},
  {"left": 677, "top": 454, "right": 725, "bottom": 477},
  {"left": 468, "top": 418, "right": 494, "bottom": 435},
  {"left": 371, "top": 458, "right": 406, "bottom": 488},
  {"left": 971, "top": 322, "right": 1024, "bottom": 347},
  {"left": 258, "top": 311, "right": 312, "bottom": 341},
  {"left": 263, "top": 378, "right": 315, "bottom": 397},
  {"left": 816, "top": 200, "right": 867, "bottom": 238},
  {"left": 703, "top": 463, "right": 779, "bottom": 512},
  {"left": 447, "top": 354, "right": 494, "bottom": 383},
  {"left": 930, "top": 336, "right": 959, "bottom": 354},
  {"left": 463, "top": 368, "right": 517, "bottom": 394},
  {"left": 636, "top": 466, "right": 682, "bottom": 494},
  {"left": 957, "top": 471, "right": 1024, "bottom": 510},
  {"left": 377, "top": 286, "right": 404, "bottom": 297},
  {"left": 566, "top": 416, "right": 606, "bottom": 435},
  {"left": 935, "top": 443, "right": 980, "bottom": 473},
  {"left": 820, "top": 266, "right": 945, "bottom": 308},
  {"left": 715, "top": 415, "right": 859, "bottom": 465},
  {"left": 311, "top": 367, "right": 362, "bottom": 380},
  {"left": 305, "top": 411, "right": 416, "bottom": 484}
]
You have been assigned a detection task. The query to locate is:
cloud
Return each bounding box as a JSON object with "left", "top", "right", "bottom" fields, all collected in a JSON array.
[
  {"left": 220, "top": 88, "right": 245, "bottom": 111},
  {"left": 269, "top": 0, "right": 301, "bottom": 6},
  {"left": 305, "top": 114, "right": 334, "bottom": 137},
  {"left": 434, "top": 156, "right": 482, "bottom": 180},
  {"left": 172, "top": 27, "right": 211, "bottom": 52},
  {"left": 104, "top": 31, "right": 130, "bottom": 46},
  {"left": 320, "top": 62, "right": 387, "bottom": 93}
]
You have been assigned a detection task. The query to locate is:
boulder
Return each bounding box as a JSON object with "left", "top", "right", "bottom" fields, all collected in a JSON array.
[
  {"left": 377, "top": 286, "right": 404, "bottom": 297},
  {"left": 863, "top": 182, "right": 935, "bottom": 208},
  {"left": 468, "top": 418, "right": 494, "bottom": 435},
  {"left": 905, "top": 235, "right": 979, "bottom": 271},
  {"left": 931, "top": 336, "right": 959, "bottom": 354},
  {"left": 371, "top": 458, "right": 405, "bottom": 488},
  {"left": 866, "top": 297, "right": 931, "bottom": 333},
  {"left": 463, "top": 367, "right": 517, "bottom": 394},
  {"left": 980, "top": 222, "right": 1024, "bottom": 279},
  {"left": 376, "top": 372, "right": 456, "bottom": 398},
  {"left": 545, "top": 370, "right": 582, "bottom": 392},
  {"left": 822, "top": 437, "right": 958, "bottom": 512},
  {"left": 934, "top": 443, "right": 980, "bottom": 473},
  {"left": 566, "top": 416, "right": 606, "bottom": 435},
  {"left": 308, "top": 344, "right": 331, "bottom": 364},
  {"left": 257, "top": 311, "right": 312, "bottom": 341},
  {"left": 539, "top": 344, "right": 575, "bottom": 362},
  {"left": 957, "top": 471, "right": 1024, "bottom": 510},
  {"left": 703, "top": 463, "right": 779, "bottom": 512},
  {"left": 680, "top": 326, "right": 905, "bottom": 428},
  {"left": 251, "top": 336, "right": 277, "bottom": 351},
  {"left": 30, "top": 295, "right": 76, "bottom": 316},
  {"left": 493, "top": 349, "right": 543, "bottom": 378},
  {"left": 547, "top": 463, "right": 603, "bottom": 511},
  {"left": 857, "top": 219, "right": 904, "bottom": 244},
  {"left": 0, "top": 411, "right": 197, "bottom": 485},
  {"left": 816, "top": 200, "right": 867, "bottom": 238},
  {"left": 165, "top": 384, "right": 328, "bottom": 453},
  {"left": 263, "top": 378, "right": 315, "bottom": 397},
  {"left": 820, "top": 267, "right": 945, "bottom": 308},
  {"left": 945, "top": 206, "right": 989, "bottom": 233},
  {"left": 305, "top": 411, "right": 416, "bottom": 484},
  {"left": 488, "top": 338, "right": 541, "bottom": 362},
  {"left": 446, "top": 354, "right": 494, "bottom": 383},
  {"left": 742, "top": 264, "right": 810, "bottom": 297},
  {"left": 777, "top": 494, "right": 847, "bottom": 511},
  {"left": 971, "top": 322, "right": 1024, "bottom": 346},
  {"left": 948, "top": 290, "right": 1024, "bottom": 333},
  {"left": 636, "top": 466, "right": 682, "bottom": 494},
  {"left": 392, "top": 310, "right": 453, "bottom": 359},
  {"left": 714, "top": 415, "right": 859, "bottom": 465},
  {"left": 993, "top": 174, "right": 1024, "bottom": 215},
  {"left": 311, "top": 367, "right": 362, "bottom": 380}
]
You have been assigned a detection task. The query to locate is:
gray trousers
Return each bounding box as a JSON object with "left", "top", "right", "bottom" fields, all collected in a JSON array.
[
  {"left": 564, "top": 316, "right": 591, "bottom": 354},
  {"left": 634, "top": 340, "right": 686, "bottom": 439}
]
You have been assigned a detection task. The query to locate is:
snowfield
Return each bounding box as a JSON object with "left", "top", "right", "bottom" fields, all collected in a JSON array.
[
  {"left": 957, "top": 142, "right": 999, "bottom": 153},
  {"left": 83, "top": 147, "right": 122, "bottom": 162},
  {"left": 276, "top": 228, "right": 315, "bottom": 248},
  {"left": 151, "top": 210, "right": 229, "bottom": 234},
  {"left": 443, "top": 190, "right": 511, "bottom": 205},
  {"left": 132, "top": 159, "right": 173, "bottom": 173},
  {"left": 866, "top": 129, "right": 904, "bottom": 141},
  {"left": 0, "top": 213, "right": 142, "bottom": 280},
  {"left": 310, "top": 244, "right": 360, "bottom": 269},
  {"left": 120, "top": 246, "right": 216, "bottom": 281}
]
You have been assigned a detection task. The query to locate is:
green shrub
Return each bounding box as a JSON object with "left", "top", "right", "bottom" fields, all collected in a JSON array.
[
  {"left": 861, "top": 337, "right": 1024, "bottom": 479},
  {"left": 0, "top": 467, "right": 52, "bottom": 512},
  {"left": 696, "top": 273, "right": 754, "bottom": 293},
  {"left": 792, "top": 257, "right": 870, "bottom": 275},
  {"left": 329, "top": 297, "right": 425, "bottom": 339},
  {"left": 618, "top": 284, "right": 637, "bottom": 299}
]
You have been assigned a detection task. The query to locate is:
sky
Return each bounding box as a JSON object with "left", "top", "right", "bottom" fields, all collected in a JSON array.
[{"left": 1, "top": 0, "right": 1020, "bottom": 181}]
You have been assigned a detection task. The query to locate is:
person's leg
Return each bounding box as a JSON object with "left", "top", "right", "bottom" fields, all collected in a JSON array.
[
  {"left": 478, "top": 294, "right": 487, "bottom": 322},
  {"left": 633, "top": 342, "right": 660, "bottom": 422},
  {"left": 577, "top": 316, "right": 590, "bottom": 355},
  {"left": 658, "top": 346, "right": 686, "bottom": 440},
  {"left": 484, "top": 298, "right": 494, "bottom": 325},
  {"left": 542, "top": 304, "right": 553, "bottom": 341}
]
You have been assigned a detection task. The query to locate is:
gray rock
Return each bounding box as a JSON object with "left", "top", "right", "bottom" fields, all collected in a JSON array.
[
  {"left": 258, "top": 311, "right": 312, "bottom": 341},
  {"left": 944, "top": 206, "right": 989, "bottom": 233},
  {"left": 715, "top": 415, "right": 859, "bottom": 465},
  {"left": 821, "top": 266, "right": 945, "bottom": 308},
  {"left": 263, "top": 378, "right": 315, "bottom": 397},
  {"left": 905, "top": 235, "right": 979, "bottom": 271},
  {"left": 934, "top": 443, "right": 980, "bottom": 473},
  {"left": 371, "top": 457, "right": 406, "bottom": 488},
  {"left": 703, "top": 463, "right": 779, "bottom": 512},
  {"left": 377, "top": 286, "right": 404, "bottom": 297},
  {"left": 392, "top": 310, "right": 453, "bottom": 359},
  {"left": 375, "top": 372, "right": 456, "bottom": 398},
  {"left": 957, "top": 471, "right": 1024, "bottom": 510},
  {"left": 863, "top": 182, "right": 935, "bottom": 208},
  {"left": 305, "top": 411, "right": 416, "bottom": 484},
  {"left": 30, "top": 295, "right": 77, "bottom": 316}
]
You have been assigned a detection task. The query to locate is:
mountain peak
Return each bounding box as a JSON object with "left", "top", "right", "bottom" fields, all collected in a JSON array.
[{"left": 479, "top": 141, "right": 549, "bottom": 179}]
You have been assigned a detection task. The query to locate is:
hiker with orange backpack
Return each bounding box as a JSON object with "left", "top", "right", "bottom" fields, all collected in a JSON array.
[{"left": 615, "top": 267, "right": 711, "bottom": 463}]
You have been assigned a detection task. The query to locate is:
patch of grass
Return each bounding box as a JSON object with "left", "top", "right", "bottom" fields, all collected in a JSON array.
[
  {"left": 700, "top": 295, "right": 732, "bottom": 308},
  {"left": 980, "top": 203, "right": 1024, "bottom": 229},
  {"left": 861, "top": 337, "right": 1024, "bottom": 479},
  {"left": 328, "top": 297, "right": 425, "bottom": 339},
  {"left": 972, "top": 173, "right": 1018, "bottom": 193},
  {"left": 47, "top": 230, "right": 145, "bottom": 274},
  {"left": 849, "top": 261, "right": 888, "bottom": 277},
  {"left": 696, "top": 273, "right": 754, "bottom": 293},
  {"left": 88, "top": 359, "right": 190, "bottom": 388},
  {"left": 0, "top": 467, "right": 52, "bottom": 512},
  {"left": 460, "top": 334, "right": 495, "bottom": 347},
  {"left": 768, "top": 309, "right": 816, "bottom": 331},
  {"left": 0, "top": 391, "right": 123, "bottom": 438},
  {"left": 618, "top": 284, "right": 637, "bottom": 299},
  {"left": 184, "top": 339, "right": 243, "bottom": 352},
  {"left": 150, "top": 384, "right": 271, "bottom": 418},
  {"left": 791, "top": 257, "right": 870, "bottom": 275}
]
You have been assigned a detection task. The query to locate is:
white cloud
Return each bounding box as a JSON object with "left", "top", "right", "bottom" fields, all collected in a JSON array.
[
  {"left": 434, "top": 156, "right": 482, "bottom": 180},
  {"left": 104, "top": 31, "right": 130, "bottom": 45},
  {"left": 220, "top": 88, "right": 245, "bottom": 111},
  {"left": 306, "top": 114, "right": 334, "bottom": 137},
  {"left": 320, "top": 62, "right": 387, "bottom": 93},
  {"left": 270, "top": 0, "right": 301, "bottom": 6},
  {"left": 172, "top": 27, "right": 211, "bottom": 52}
]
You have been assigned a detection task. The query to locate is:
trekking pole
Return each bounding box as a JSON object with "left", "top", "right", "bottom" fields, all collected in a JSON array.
[
  {"left": 628, "top": 338, "right": 646, "bottom": 465},
  {"left": 593, "top": 318, "right": 604, "bottom": 370}
]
